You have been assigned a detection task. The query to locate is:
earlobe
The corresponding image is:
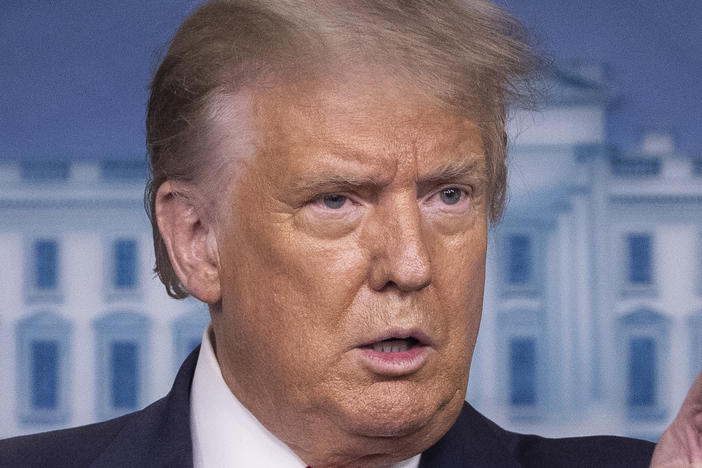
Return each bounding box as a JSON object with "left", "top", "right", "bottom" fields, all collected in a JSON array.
[{"left": 155, "top": 181, "right": 222, "bottom": 304}]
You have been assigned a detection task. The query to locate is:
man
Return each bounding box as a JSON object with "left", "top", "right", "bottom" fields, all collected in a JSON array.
[{"left": 1, "top": 0, "right": 698, "bottom": 466}]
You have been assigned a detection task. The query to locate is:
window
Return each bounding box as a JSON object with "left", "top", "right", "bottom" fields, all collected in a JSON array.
[
  {"left": 498, "top": 308, "right": 543, "bottom": 419},
  {"left": 110, "top": 341, "right": 138, "bottom": 409},
  {"left": 16, "top": 311, "right": 71, "bottom": 424},
  {"left": 26, "top": 239, "right": 62, "bottom": 303},
  {"left": 509, "top": 337, "right": 537, "bottom": 406},
  {"left": 94, "top": 312, "right": 150, "bottom": 420},
  {"left": 508, "top": 235, "right": 532, "bottom": 285},
  {"left": 618, "top": 309, "right": 669, "bottom": 420},
  {"left": 500, "top": 229, "right": 543, "bottom": 296},
  {"left": 112, "top": 239, "right": 138, "bottom": 289},
  {"left": 627, "top": 234, "right": 653, "bottom": 285},
  {"left": 105, "top": 238, "right": 141, "bottom": 299},
  {"left": 31, "top": 340, "right": 60, "bottom": 409},
  {"left": 628, "top": 337, "right": 656, "bottom": 407},
  {"left": 172, "top": 307, "right": 210, "bottom": 374},
  {"left": 34, "top": 240, "right": 58, "bottom": 290}
]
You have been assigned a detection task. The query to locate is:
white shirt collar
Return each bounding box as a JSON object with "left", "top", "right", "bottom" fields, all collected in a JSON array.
[{"left": 190, "top": 325, "right": 421, "bottom": 468}]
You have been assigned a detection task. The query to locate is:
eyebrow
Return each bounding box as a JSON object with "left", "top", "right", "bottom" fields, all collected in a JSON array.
[
  {"left": 289, "top": 154, "right": 487, "bottom": 197},
  {"left": 416, "top": 155, "right": 488, "bottom": 193},
  {"left": 289, "top": 172, "right": 391, "bottom": 195}
]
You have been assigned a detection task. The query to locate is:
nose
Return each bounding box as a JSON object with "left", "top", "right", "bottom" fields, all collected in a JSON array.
[{"left": 367, "top": 197, "right": 432, "bottom": 292}]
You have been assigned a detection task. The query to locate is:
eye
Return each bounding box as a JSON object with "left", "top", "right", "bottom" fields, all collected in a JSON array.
[
  {"left": 321, "top": 194, "right": 348, "bottom": 209},
  {"left": 423, "top": 186, "right": 472, "bottom": 214},
  {"left": 439, "top": 188, "right": 462, "bottom": 205}
]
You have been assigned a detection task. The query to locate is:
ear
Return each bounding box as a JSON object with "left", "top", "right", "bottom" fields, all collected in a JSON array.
[{"left": 155, "top": 181, "right": 221, "bottom": 304}]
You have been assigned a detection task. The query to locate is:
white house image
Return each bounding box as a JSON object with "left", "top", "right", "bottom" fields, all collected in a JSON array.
[{"left": 470, "top": 64, "right": 702, "bottom": 441}]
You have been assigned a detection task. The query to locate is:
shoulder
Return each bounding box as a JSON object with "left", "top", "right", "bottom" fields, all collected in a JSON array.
[
  {"left": 478, "top": 409, "right": 655, "bottom": 468},
  {"left": 0, "top": 412, "right": 135, "bottom": 468},
  {"left": 499, "top": 429, "right": 655, "bottom": 467},
  {"left": 421, "top": 403, "right": 655, "bottom": 468}
]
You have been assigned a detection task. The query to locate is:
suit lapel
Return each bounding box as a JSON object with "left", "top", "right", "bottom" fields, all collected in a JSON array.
[
  {"left": 90, "top": 348, "right": 200, "bottom": 468},
  {"left": 419, "top": 403, "right": 522, "bottom": 468}
]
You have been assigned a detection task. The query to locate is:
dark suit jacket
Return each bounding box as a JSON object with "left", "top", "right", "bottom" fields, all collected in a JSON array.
[{"left": 1, "top": 348, "right": 655, "bottom": 467}]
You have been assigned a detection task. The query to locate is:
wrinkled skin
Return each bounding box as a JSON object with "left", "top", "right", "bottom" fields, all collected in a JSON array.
[
  {"left": 651, "top": 370, "right": 702, "bottom": 467},
  {"left": 158, "top": 76, "right": 489, "bottom": 467}
]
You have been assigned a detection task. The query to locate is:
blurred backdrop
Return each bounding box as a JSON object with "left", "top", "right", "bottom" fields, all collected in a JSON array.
[{"left": 1, "top": 0, "right": 701, "bottom": 441}]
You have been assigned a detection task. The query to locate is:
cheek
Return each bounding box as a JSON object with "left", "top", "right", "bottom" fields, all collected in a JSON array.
[
  {"left": 223, "top": 210, "right": 370, "bottom": 354},
  {"left": 431, "top": 226, "right": 486, "bottom": 354},
  {"left": 275, "top": 235, "right": 367, "bottom": 312},
  {"left": 431, "top": 220, "right": 486, "bottom": 296}
]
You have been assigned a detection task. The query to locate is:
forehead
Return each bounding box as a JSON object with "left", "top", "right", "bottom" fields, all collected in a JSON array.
[
  {"left": 210, "top": 76, "right": 486, "bottom": 186},
  {"left": 249, "top": 77, "right": 485, "bottom": 178}
]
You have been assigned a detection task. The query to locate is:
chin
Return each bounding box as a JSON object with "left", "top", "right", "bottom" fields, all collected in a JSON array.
[{"left": 338, "top": 380, "right": 459, "bottom": 439}]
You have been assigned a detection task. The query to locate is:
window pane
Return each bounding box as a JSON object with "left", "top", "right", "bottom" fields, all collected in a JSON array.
[
  {"left": 628, "top": 337, "right": 656, "bottom": 407},
  {"left": 509, "top": 337, "right": 536, "bottom": 405},
  {"left": 110, "top": 341, "right": 138, "bottom": 409},
  {"left": 508, "top": 235, "right": 532, "bottom": 285},
  {"left": 31, "top": 340, "right": 59, "bottom": 409},
  {"left": 628, "top": 234, "right": 652, "bottom": 284},
  {"left": 113, "top": 240, "right": 137, "bottom": 289},
  {"left": 34, "top": 240, "right": 58, "bottom": 289}
]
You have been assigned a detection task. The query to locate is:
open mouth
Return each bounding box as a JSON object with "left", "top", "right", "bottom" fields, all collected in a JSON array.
[
  {"left": 355, "top": 332, "right": 431, "bottom": 375},
  {"left": 365, "top": 337, "right": 421, "bottom": 353}
]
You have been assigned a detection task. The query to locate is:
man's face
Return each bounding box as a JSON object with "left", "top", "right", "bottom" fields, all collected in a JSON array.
[{"left": 209, "top": 77, "right": 488, "bottom": 465}]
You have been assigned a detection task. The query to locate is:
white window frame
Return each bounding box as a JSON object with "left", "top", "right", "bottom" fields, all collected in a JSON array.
[
  {"left": 16, "top": 311, "right": 72, "bottom": 425},
  {"left": 620, "top": 232, "right": 657, "bottom": 297},
  {"left": 103, "top": 236, "right": 142, "bottom": 301},
  {"left": 617, "top": 308, "right": 669, "bottom": 421},
  {"left": 94, "top": 311, "right": 150, "bottom": 421},
  {"left": 497, "top": 308, "right": 545, "bottom": 420},
  {"left": 497, "top": 225, "right": 547, "bottom": 298},
  {"left": 24, "top": 237, "right": 63, "bottom": 304}
]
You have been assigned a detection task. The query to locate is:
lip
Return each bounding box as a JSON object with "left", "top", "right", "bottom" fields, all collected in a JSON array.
[
  {"left": 357, "top": 329, "right": 434, "bottom": 348},
  {"left": 353, "top": 328, "right": 434, "bottom": 377}
]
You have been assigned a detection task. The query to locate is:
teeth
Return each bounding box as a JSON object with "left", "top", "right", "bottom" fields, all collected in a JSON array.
[{"left": 372, "top": 339, "right": 411, "bottom": 353}]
